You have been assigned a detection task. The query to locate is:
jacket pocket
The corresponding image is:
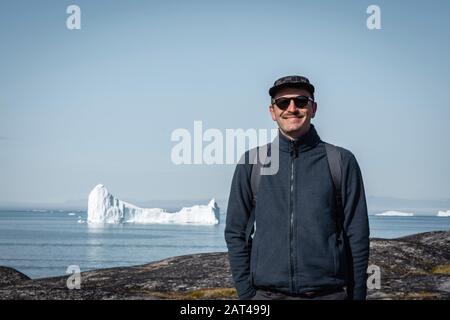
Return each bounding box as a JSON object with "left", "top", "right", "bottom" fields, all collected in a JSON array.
[
  {"left": 333, "top": 233, "right": 347, "bottom": 279},
  {"left": 250, "top": 243, "right": 259, "bottom": 286},
  {"left": 333, "top": 236, "right": 339, "bottom": 276},
  {"left": 329, "top": 233, "right": 341, "bottom": 277}
]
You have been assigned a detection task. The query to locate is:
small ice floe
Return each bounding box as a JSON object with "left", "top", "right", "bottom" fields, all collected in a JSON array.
[
  {"left": 375, "top": 210, "right": 414, "bottom": 217},
  {"left": 77, "top": 216, "right": 86, "bottom": 223},
  {"left": 437, "top": 210, "right": 450, "bottom": 217},
  {"left": 68, "top": 213, "right": 76, "bottom": 216}
]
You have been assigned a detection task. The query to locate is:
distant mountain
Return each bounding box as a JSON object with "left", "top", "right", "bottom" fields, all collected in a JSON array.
[
  {"left": 0, "top": 200, "right": 86, "bottom": 211},
  {"left": 1, "top": 196, "right": 448, "bottom": 214},
  {"left": 367, "top": 196, "right": 450, "bottom": 211},
  {"left": 0, "top": 198, "right": 230, "bottom": 213}
]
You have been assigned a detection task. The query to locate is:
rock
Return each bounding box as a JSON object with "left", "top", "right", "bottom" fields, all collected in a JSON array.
[
  {"left": 0, "top": 267, "right": 30, "bottom": 288},
  {"left": 366, "top": 230, "right": 450, "bottom": 299},
  {"left": 0, "top": 230, "right": 449, "bottom": 300},
  {"left": 0, "top": 252, "right": 234, "bottom": 300}
]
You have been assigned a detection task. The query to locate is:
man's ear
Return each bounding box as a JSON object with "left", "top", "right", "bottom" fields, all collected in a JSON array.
[
  {"left": 311, "top": 102, "right": 317, "bottom": 118},
  {"left": 269, "top": 105, "right": 277, "bottom": 121}
]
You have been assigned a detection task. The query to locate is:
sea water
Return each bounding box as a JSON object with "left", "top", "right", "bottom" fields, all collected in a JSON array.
[{"left": 0, "top": 209, "right": 449, "bottom": 279}]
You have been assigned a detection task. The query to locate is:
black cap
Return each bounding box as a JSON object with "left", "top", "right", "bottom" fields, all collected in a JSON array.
[{"left": 269, "top": 75, "right": 315, "bottom": 98}]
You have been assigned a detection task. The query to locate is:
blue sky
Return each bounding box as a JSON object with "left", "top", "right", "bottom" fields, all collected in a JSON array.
[{"left": 1, "top": 0, "right": 449, "bottom": 205}]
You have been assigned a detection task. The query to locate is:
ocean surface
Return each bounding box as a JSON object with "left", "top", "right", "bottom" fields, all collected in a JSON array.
[{"left": 1, "top": 209, "right": 449, "bottom": 279}]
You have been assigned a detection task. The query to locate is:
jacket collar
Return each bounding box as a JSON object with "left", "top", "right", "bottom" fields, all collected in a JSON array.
[{"left": 277, "top": 123, "right": 321, "bottom": 153}]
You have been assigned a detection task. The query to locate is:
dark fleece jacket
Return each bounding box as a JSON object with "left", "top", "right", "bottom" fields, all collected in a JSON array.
[{"left": 225, "top": 124, "right": 370, "bottom": 300}]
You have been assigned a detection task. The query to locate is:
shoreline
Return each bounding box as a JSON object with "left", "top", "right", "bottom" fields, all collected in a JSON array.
[{"left": 0, "top": 230, "right": 449, "bottom": 300}]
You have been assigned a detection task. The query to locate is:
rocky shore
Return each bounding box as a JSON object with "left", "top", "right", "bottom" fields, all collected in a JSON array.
[{"left": 0, "top": 230, "right": 449, "bottom": 300}]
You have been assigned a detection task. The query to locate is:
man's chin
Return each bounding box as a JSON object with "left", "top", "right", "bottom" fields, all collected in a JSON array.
[
  {"left": 279, "top": 123, "right": 310, "bottom": 138},
  {"left": 283, "top": 124, "right": 305, "bottom": 133},
  {"left": 283, "top": 117, "right": 305, "bottom": 126}
]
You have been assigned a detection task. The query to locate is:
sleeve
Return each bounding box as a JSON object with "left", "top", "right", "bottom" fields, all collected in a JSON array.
[
  {"left": 342, "top": 152, "right": 370, "bottom": 300},
  {"left": 224, "top": 155, "right": 256, "bottom": 300}
]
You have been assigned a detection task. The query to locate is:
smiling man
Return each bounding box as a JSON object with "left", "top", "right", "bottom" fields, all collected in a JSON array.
[{"left": 225, "top": 75, "right": 370, "bottom": 300}]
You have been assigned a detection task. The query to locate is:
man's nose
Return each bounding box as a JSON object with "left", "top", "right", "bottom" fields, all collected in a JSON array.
[{"left": 286, "top": 99, "right": 298, "bottom": 112}]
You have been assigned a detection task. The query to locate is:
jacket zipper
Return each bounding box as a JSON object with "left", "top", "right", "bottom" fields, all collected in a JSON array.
[{"left": 289, "top": 141, "right": 297, "bottom": 291}]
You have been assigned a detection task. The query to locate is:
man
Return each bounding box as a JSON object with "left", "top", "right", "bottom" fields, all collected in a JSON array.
[{"left": 224, "top": 75, "right": 370, "bottom": 300}]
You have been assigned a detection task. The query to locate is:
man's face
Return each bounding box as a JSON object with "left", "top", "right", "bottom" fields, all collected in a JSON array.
[{"left": 269, "top": 87, "right": 317, "bottom": 139}]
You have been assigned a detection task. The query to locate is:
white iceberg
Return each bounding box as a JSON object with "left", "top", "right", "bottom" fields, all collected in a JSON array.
[
  {"left": 437, "top": 210, "right": 450, "bottom": 217},
  {"left": 87, "top": 184, "right": 220, "bottom": 225},
  {"left": 375, "top": 210, "right": 414, "bottom": 217}
]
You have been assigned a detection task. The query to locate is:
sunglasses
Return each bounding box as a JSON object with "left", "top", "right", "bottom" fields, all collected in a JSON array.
[{"left": 272, "top": 96, "right": 314, "bottom": 110}]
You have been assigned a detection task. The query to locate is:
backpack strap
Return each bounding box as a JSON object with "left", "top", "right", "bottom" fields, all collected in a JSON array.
[
  {"left": 324, "top": 143, "right": 344, "bottom": 242},
  {"left": 245, "top": 143, "right": 269, "bottom": 245}
]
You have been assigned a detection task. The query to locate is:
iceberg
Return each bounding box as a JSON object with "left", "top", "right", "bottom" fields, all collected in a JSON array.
[
  {"left": 375, "top": 210, "right": 414, "bottom": 217},
  {"left": 87, "top": 184, "right": 220, "bottom": 225},
  {"left": 437, "top": 210, "right": 450, "bottom": 217}
]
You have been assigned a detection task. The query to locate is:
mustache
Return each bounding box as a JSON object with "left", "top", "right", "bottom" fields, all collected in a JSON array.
[{"left": 282, "top": 113, "right": 304, "bottom": 118}]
